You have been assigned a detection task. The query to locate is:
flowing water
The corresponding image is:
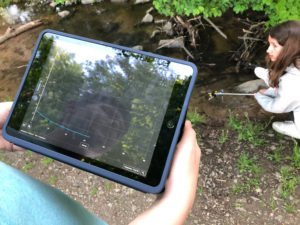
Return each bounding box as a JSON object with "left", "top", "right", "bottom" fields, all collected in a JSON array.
[{"left": 0, "top": 1, "right": 266, "bottom": 120}]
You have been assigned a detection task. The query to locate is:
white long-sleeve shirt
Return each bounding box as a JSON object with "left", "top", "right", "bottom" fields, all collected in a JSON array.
[{"left": 256, "top": 65, "right": 300, "bottom": 114}]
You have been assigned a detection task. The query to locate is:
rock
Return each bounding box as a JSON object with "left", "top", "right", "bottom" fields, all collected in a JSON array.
[
  {"left": 81, "top": 0, "right": 103, "bottom": 3},
  {"left": 235, "top": 79, "right": 268, "bottom": 93},
  {"left": 250, "top": 196, "right": 260, "bottom": 202},
  {"left": 141, "top": 13, "right": 153, "bottom": 23},
  {"left": 158, "top": 37, "right": 184, "bottom": 49},
  {"left": 155, "top": 19, "right": 168, "bottom": 24},
  {"left": 65, "top": 0, "right": 73, "bottom": 6},
  {"left": 111, "top": 0, "right": 128, "bottom": 3},
  {"left": 162, "top": 21, "right": 174, "bottom": 36},
  {"left": 132, "top": 45, "right": 143, "bottom": 51},
  {"left": 275, "top": 215, "right": 283, "bottom": 223},
  {"left": 134, "top": 0, "right": 151, "bottom": 4},
  {"left": 81, "top": 0, "right": 94, "bottom": 4},
  {"left": 50, "top": 1, "right": 56, "bottom": 7},
  {"left": 58, "top": 10, "right": 70, "bottom": 18},
  {"left": 205, "top": 148, "right": 213, "bottom": 154}
]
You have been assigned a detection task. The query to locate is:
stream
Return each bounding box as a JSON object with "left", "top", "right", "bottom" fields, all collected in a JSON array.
[{"left": 0, "top": 1, "right": 267, "bottom": 121}]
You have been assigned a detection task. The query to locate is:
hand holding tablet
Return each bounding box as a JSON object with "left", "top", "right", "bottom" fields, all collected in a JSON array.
[{"left": 3, "top": 30, "right": 198, "bottom": 193}]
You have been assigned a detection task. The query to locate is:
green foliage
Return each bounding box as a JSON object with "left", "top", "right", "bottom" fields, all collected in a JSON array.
[
  {"left": 279, "top": 166, "right": 300, "bottom": 199},
  {"left": 268, "top": 144, "right": 283, "bottom": 163},
  {"left": 90, "top": 186, "right": 97, "bottom": 196},
  {"left": 218, "top": 129, "right": 229, "bottom": 144},
  {"left": 233, "top": 152, "right": 263, "bottom": 193},
  {"left": 49, "top": 175, "right": 57, "bottom": 185},
  {"left": 285, "top": 203, "right": 296, "bottom": 213},
  {"left": 26, "top": 150, "right": 33, "bottom": 157},
  {"left": 237, "top": 153, "right": 262, "bottom": 176},
  {"left": 187, "top": 108, "right": 206, "bottom": 125},
  {"left": 290, "top": 139, "right": 300, "bottom": 169},
  {"left": 105, "top": 182, "right": 112, "bottom": 191},
  {"left": 23, "top": 161, "right": 35, "bottom": 171},
  {"left": 197, "top": 187, "right": 204, "bottom": 195},
  {"left": 228, "top": 111, "right": 270, "bottom": 146},
  {"left": 0, "top": 0, "right": 11, "bottom": 7},
  {"left": 41, "top": 156, "right": 54, "bottom": 165},
  {"left": 153, "top": 0, "right": 300, "bottom": 26},
  {"left": 269, "top": 199, "right": 276, "bottom": 210},
  {"left": 55, "top": 0, "right": 78, "bottom": 4}
]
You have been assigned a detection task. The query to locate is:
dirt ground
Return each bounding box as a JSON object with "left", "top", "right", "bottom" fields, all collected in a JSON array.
[{"left": 1, "top": 110, "right": 300, "bottom": 225}]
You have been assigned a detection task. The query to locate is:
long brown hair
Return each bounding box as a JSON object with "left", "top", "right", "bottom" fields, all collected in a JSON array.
[{"left": 266, "top": 20, "right": 300, "bottom": 87}]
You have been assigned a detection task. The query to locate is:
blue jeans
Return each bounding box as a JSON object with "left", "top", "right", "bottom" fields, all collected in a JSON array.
[{"left": 0, "top": 161, "right": 107, "bottom": 225}]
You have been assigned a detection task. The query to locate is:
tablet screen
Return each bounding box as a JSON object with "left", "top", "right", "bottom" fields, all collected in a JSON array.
[{"left": 6, "top": 31, "right": 196, "bottom": 189}]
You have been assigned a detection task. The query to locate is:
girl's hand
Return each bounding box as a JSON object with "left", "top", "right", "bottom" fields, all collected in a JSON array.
[{"left": 259, "top": 89, "right": 267, "bottom": 94}]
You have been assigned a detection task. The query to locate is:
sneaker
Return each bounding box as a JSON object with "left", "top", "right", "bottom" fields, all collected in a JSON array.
[
  {"left": 254, "top": 67, "right": 269, "bottom": 86},
  {"left": 272, "top": 121, "right": 300, "bottom": 139}
]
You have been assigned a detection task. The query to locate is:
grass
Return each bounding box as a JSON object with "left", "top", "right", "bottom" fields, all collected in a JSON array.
[
  {"left": 90, "top": 187, "right": 97, "bottom": 196},
  {"left": 187, "top": 108, "right": 206, "bottom": 125},
  {"left": 228, "top": 110, "right": 272, "bottom": 146},
  {"left": 290, "top": 139, "right": 300, "bottom": 169},
  {"left": 105, "top": 182, "right": 112, "bottom": 191},
  {"left": 268, "top": 144, "right": 283, "bottom": 163},
  {"left": 279, "top": 166, "right": 300, "bottom": 200},
  {"left": 232, "top": 153, "right": 263, "bottom": 193},
  {"left": 197, "top": 187, "right": 204, "bottom": 195},
  {"left": 41, "top": 156, "right": 54, "bottom": 165},
  {"left": 49, "top": 175, "right": 58, "bottom": 185},
  {"left": 285, "top": 203, "right": 296, "bottom": 213},
  {"left": 22, "top": 161, "right": 35, "bottom": 171},
  {"left": 26, "top": 150, "right": 33, "bottom": 158},
  {"left": 269, "top": 199, "right": 276, "bottom": 210},
  {"left": 218, "top": 129, "right": 229, "bottom": 144}
]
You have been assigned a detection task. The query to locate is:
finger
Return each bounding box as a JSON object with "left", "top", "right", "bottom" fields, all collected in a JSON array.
[{"left": 0, "top": 102, "right": 13, "bottom": 128}]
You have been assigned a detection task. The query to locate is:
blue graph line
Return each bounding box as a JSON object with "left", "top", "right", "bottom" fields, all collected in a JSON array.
[{"left": 36, "top": 110, "right": 90, "bottom": 138}]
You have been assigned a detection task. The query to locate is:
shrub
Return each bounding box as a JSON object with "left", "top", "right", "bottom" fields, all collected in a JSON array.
[{"left": 153, "top": 0, "right": 300, "bottom": 26}]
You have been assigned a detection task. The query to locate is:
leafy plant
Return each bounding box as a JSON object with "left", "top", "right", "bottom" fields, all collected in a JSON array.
[
  {"left": 218, "top": 129, "right": 229, "bottom": 144},
  {"left": 233, "top": 153, "right": 263, "bottom": 193},
  {"left": 268, "top": 144, "right": 283, "bottom": 163},
  {"left": 41, "top": 156, "right": 54, "bottom": 165},
  {"left": 187, "top": 108, "right": 206, "bottom": 125},
  {"left": 0, "top": 0, "right": 10, "bottom": 7},
  {"left": 49, "top": 175, "right": 57, "bottom": 185},
  {"left": 23, "top": 162, "right": 35, "bottom": 171},
  {"left": 26, "top": 150, "right": 33, "bottom": 157},
  {"left": 197, "top": 187, "right": 204, "bottom": 195},
  {"left": 90, "top": 186, "right": 97, "bottom": 196},
  {"left": 238, "top": 153, "right": 262, "bottom": 176},
  {"left": 228, "top": 111, "right": 270, "bottom": 146},
  {"left": 153, "top": 0, "right": 300, "bottom": 27},
  {"left": 285, "top": 203, "right": 296, "bottom": 213},
  {"left": 279, "top": 166, "right": 300, "bottom": 199},
  {"left": 105, "top": 182, "right": 112, "bottom": 191},
  {"left": 269, "top": 199, "right": 276, "bottom": 210},
  {"left": 290, "top": 139, "right": 300, "bottom": 169}
]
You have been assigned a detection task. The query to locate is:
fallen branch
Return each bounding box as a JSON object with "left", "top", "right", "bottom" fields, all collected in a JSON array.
[
  {"left": 0, "top": 19, "right": 43, "bottom": 45},
  {"left": 175, "top": 16, "right": 197, "bottom": 47},
  {"left": 238, "top": 36, "right": 263, "bottom": 41},
  {"left": 203, "top": 17, "right": 227, "bottom": 40},
  {"left": 156, "top": 36, "right": 195, "bottom": 59}
]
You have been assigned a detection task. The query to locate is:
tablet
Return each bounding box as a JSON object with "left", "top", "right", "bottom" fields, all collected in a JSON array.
[{"left": 3, "top": 29, "right": 197, "bottom": 193}]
